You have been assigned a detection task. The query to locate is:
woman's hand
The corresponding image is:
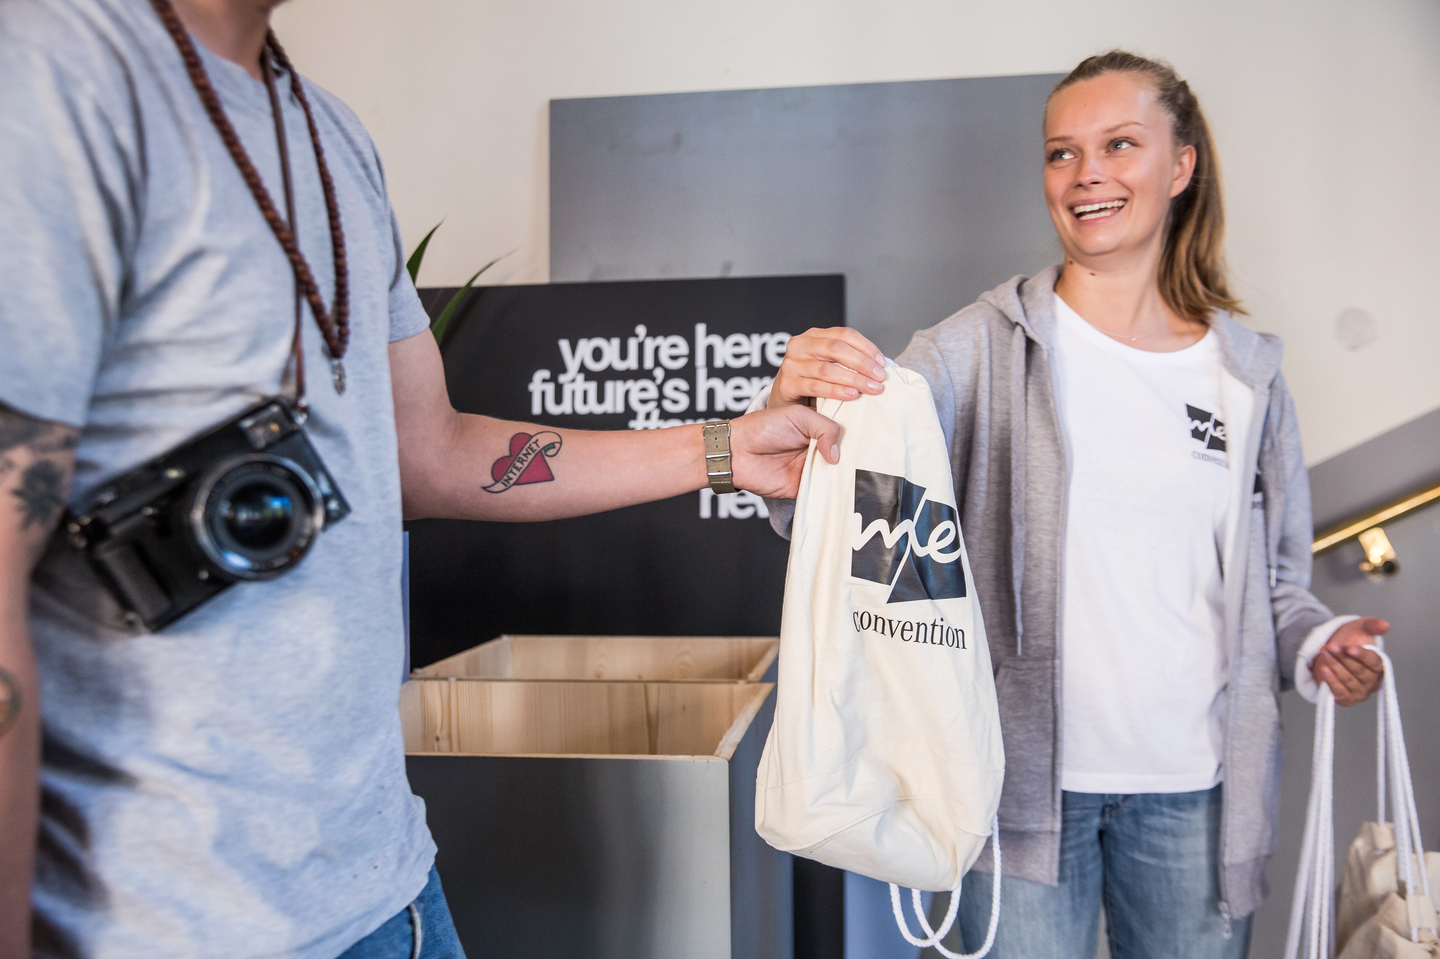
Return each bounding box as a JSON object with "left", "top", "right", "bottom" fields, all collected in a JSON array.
[
  {"left": 768, "top": 327, "right": 889, "bottom": 408},
  {"left": 1310, "top": 617, "right": 1388, "bottom": 706}
]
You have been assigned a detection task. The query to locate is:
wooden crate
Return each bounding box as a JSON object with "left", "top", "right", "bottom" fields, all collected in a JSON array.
[
  {"left": 410, "top": 634, "right": 778, "bottom": 683},
  {"left": 400, "top": 677, "right": 771, "bottom": 758},
  {"left": 402, "top": 676, "right": 790, "bottom": 959}
]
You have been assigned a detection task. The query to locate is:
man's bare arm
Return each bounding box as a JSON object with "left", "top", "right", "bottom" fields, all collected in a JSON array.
[
  {"left": 390, "top": 329, "right": 841, "bottom": 522},
  {"left": 0, "top": 404, "right": 78, "bottom": 958}
]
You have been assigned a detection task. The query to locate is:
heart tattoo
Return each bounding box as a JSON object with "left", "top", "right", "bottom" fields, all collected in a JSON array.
[{"left": 484, "top": 431, "right": 563, "bottom": 493}]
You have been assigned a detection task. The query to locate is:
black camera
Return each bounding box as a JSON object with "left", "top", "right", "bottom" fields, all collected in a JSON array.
[{"left": 59, "top": 400, "right": 349, "bottom": 632}]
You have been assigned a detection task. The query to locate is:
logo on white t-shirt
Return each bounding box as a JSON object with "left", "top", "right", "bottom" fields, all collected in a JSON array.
[{"left": 1186, "top": 404, "right": 1227, "bottom": 452}]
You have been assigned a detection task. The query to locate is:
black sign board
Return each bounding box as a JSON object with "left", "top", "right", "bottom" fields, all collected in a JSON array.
[{"left": 408, "top": 275, "right": 845, "bottom": 669}]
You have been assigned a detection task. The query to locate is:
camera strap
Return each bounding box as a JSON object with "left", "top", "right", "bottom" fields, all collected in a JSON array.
[
  {"left": 149, "top": 0, "right": 350, "bottom": 401},
  {"left": 259, "top": 54, "right": 307, "bottom": 409}
]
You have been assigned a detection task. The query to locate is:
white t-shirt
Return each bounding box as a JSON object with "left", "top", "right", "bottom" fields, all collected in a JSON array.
[{"left": 1051, "top": 294, "right": 1232, "bottom": 794}]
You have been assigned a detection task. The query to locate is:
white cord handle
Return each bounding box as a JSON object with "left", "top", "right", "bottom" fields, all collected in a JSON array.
[
  {"left": 889, "top": 815, "right": 1001, "bottom": 958},
  {"left": 1285, "top": 684, "right": 1336, "bottom": 959},
  {"left": 1367, "top": 645, "right": 1435, "bottom": 942},
  {"left": 1284, "top": 643, "right": 1434, "bottom": 958}
]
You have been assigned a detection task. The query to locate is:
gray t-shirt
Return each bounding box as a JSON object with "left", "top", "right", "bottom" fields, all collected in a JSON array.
[{"left": 0, "top": 0, "right": 436, "bottom": 954}]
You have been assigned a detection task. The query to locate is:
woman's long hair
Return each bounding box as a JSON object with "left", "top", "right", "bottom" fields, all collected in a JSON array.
[{"left": 1051, "top": 51, "right": 1245, "bottom": 322}]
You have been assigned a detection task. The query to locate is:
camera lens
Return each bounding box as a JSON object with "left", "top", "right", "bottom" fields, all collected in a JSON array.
[
  {"left": 220, "top": 481, "right": 296, "bottom": 550},
  {"left": 192, "top": 455, "right": 324, "bottom": 580}
]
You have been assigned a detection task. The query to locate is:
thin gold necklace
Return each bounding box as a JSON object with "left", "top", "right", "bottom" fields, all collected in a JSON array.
[{"left": 1091, "top": 324, "right": 1165, "bottom": 342}]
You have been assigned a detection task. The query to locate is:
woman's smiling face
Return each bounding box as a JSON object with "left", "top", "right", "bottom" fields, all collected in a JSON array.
[{"left": 1043, "top": 71, "right": 1196, "bottom": 269}]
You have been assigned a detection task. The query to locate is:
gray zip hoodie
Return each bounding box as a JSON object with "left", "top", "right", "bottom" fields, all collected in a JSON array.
[{"left": 766, "top": 266, "right": 1334, "bottom": 918}]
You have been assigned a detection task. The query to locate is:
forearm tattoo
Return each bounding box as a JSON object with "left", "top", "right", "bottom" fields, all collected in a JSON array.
[
  {"left": 0, "top": 403, "right": 78, "bottom": 555},
  {"left": 483, "top": 431, "right": 563, "bottom": 493},
  {"left": 0, "top": 668, "right": 20, "bottom": 739}
]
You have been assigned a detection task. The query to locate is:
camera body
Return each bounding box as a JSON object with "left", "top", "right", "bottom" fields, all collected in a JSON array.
[{"left": 63, "top": 401, "right": 350, "bottom": 632}]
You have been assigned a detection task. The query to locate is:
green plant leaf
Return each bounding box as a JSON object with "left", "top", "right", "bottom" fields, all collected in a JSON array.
[
  {"left": 405, "top": 220, "right": 444, "bottom": 286},
  {"left": 430, "top": 250, "right": 516, "bottom": 346}
]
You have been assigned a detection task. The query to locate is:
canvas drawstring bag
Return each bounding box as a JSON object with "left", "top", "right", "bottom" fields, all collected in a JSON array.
[{"left": 755, "top": 363, "right": 1005, "bottom": 955}]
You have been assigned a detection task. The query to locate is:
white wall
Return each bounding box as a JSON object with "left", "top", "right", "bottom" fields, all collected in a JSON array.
[{"left": 273, "top": 0, "right": 1440, "bottom": 464}]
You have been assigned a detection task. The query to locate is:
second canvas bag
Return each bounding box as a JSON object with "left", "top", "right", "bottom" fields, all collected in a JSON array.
[{"left": 755, "top": 363, "right": 1005, "bottom": 921}]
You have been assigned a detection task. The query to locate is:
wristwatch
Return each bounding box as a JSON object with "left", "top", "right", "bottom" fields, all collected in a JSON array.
[{"left": 702, "top": 421, "right": 737, "bottom": 494}]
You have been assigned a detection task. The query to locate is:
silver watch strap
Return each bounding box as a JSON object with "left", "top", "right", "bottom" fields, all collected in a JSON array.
[{"left": 702, "top": 420, "right": 736, "bottom": 494}]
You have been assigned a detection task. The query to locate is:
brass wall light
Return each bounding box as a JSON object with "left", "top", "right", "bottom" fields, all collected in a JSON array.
[
  {"left": 1357, "top": 527, "right": 1399, "bottom": 579},
  {"left": 1313, "top": 480, "right": 1440, "bottom": 573}
]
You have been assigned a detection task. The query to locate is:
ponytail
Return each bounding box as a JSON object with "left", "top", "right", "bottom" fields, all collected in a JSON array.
[{"left": 1051, "top": 51, "right": 1245, "bottom": 322}]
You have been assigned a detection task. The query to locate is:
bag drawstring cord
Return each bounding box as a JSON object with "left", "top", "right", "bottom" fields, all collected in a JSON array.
[
  {"left": 889, "top": 815, "right": 1002, "bottom": 958},
  {"left": 407, "top": 902, "right": 423, "bottom": 959},
  {"left": 1371, "top": 646, "right": 1434, "bottom": 939}
]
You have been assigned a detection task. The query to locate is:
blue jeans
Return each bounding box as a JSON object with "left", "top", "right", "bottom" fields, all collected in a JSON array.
[
  {"left": 933, "top": 786, "right": 1251, "bottom": 959},
  {"left": 338, "top": 867, "right": 466, "bottom": 959}
]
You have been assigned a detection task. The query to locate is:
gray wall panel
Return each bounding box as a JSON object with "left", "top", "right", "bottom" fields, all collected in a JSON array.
[
  {"left": 551, "top": 74, "right": 1063, "bottom": 358},
  {"left": 1309, "top": 406, "right": 1440, "bottom": 532}
]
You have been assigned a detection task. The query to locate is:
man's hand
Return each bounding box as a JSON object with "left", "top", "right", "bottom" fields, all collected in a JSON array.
[
  {"left": 730, "top": 404, "right": 842, "bottom": 500},
  {"left": 1310, "top": 617, "right": 1388, "bottom": 706},
  {"left": 768, "top": 326, "right": 888, "bottom": 408}
]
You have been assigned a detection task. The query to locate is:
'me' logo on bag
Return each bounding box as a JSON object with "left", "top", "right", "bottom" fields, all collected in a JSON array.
[{"left": 850, "top": 469, "right": 965, "bottom": 604}]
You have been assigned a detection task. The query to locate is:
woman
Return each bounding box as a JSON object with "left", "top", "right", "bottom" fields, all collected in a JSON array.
[{"left": 763, "top": 51, "right": 1386, "bottom": 958}]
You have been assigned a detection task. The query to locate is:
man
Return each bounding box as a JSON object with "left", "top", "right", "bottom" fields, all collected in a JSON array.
[{"left": 0, "top": 0, "right": 847, "bottom": 954}]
